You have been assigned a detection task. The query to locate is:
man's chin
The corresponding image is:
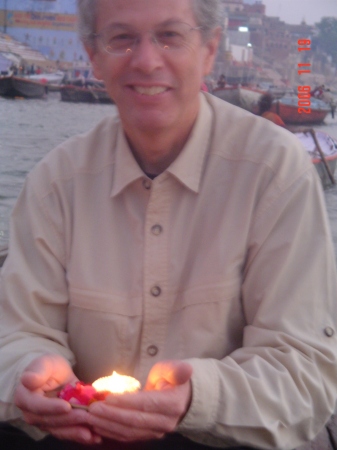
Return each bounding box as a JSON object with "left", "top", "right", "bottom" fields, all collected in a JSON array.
[{"left": 124, "top": 113, "right": 173, "bottom": 134}]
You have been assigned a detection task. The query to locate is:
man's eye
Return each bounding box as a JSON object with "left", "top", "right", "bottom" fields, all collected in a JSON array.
[
  {"left": 110, "top": 33, "right": 134, "bottom": 42},
  {"left": 158, "top": 30, "right": 181, "bottom": 39}
]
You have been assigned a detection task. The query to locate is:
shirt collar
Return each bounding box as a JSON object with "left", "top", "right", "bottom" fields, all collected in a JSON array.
[
  {"left": 111, "top": 92, "right": 213, "bottom": 197},
  {"left": 166, "top": 93, "right": 213, "bottom": 193},
  {"left": 111, "top": 123, "right": 145, "bottom": 198}
]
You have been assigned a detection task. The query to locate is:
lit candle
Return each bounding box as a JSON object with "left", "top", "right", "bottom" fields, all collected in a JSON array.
[
  {"left": 92, "top": 371, "right": 141, "bottom": 394},
  {"left": 57, "top": 371, "right": 141, "bottom": 408}
]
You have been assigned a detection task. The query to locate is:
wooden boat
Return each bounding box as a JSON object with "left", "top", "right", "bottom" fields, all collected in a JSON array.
[
  {"left": 295, "top": 129, "right": 337, "bottom": 188},
  {"left": 212, "top": 85, "right": 240, "bottom": 105},
  {"left": 212, "top": 85, "right": 264, "bottom": 114},
  {"left": 60, "top": 84, "right": 113, "bottom": 104},
  {"left": 0, "top": 244, "right": 7, "bottom": 267},
  {"left": 27, "top": 70, "right": 65, "bottom": 86},
  {"left": 26, "top": 71, "right": 65, "bottom": 92},
  {"left": 0, "top": 75, "right": 47, "bottom": 99},
  {"left": 271, "top": 96, "right": 330, "bottom": 125},
  {"left": 211, "top": 85, "right": 245, "bottom": 109},
  {"left": 239, "top": 86, "right": 265, "bottom": 114}
]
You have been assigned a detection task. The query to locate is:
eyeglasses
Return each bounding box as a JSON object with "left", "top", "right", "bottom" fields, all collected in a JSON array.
[{"left": 93, "top": 22, "right": 203, "bottom": 55}]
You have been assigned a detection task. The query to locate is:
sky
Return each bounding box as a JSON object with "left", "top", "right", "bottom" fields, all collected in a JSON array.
[{"left": 258, "top": 0, "right": 337, "bottom": 25}]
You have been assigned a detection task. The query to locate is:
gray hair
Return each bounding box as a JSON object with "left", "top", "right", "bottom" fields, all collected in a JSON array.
[{"left": 77, "top": 0, "right": 222, "bottom": 49}]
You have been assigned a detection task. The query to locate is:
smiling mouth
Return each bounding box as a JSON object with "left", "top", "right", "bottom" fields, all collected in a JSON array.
[{"left": 132, "top": 86, "right": 169, "bottom": 96}]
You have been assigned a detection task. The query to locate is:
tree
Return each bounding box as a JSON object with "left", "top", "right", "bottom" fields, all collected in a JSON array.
[{"left": 313, "top": 17, "right": 337, "bottom": 65}]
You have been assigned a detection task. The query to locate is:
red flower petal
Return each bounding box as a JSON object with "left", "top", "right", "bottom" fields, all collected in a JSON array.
[{"left": 58, "top": 382, "right": 98, "bottom": 406}]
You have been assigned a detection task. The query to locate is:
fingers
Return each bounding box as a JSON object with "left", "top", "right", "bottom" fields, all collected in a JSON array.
[
  {"left": 44, "top": 426, "right": 102, "bottom": 446},
  {"left": 87, "top": 382, "right": 192, "bottom": 442},
  {"left": 101, "top": 384, "right": 188, "bottom": 415},
  {"left": 92, "top": 389, "right": 183, "bottom": 417},
  {"left": 88, "top": 400, "right": 175, "bottom": 441},
  {"left": 15, "top": 383, "right": 71, "bottom": 415},
  {"left": 14, "top": 354, "right": 103, "bottom": 445},
  {"left": 24, "top": 407, "right": 88, "bottom": 428},
  {"left": 91, "top": 420, "right": 165, "bottom": 442},
  {"left": 15, "top": 354, "right": 78, "bottom": 418},
  {"left": 16, "top": 389, "right": 102, "bottom": 446},
  {"left": 145, "top": 360, "right": 193, "bottom": 390}
]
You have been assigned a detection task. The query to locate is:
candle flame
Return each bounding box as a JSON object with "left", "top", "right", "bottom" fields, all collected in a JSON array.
[{"left": 92, "top": 371, "right": 141, "bottom": 394}]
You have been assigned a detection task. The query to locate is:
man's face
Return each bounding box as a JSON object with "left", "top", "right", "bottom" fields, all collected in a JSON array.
[{"left": 87, "top": 0, "right": 219, "bottom": 137}]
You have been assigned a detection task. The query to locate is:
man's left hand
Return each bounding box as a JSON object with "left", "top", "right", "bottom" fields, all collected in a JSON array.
[{"left": 87, "top": 360, "right": 192, "bottom": 442}]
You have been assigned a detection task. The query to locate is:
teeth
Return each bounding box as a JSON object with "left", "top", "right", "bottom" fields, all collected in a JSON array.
[{"left": 133, "top": 86, "right": 167, "bottom": 96}]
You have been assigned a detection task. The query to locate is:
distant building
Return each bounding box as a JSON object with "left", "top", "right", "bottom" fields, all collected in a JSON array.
[
  {"left": 222, "top": 1, "right": 302, "bottom": 65},
  {"left": 286, "top": 20, "right": 314, "bottom": 49},
  {"left": 243, "top": 1, "right": 265, "bottom": 15},
  {"left": 258, "top": 16, "right": 292, "bottom": 63},
  {"left": 221, "top": 0, "right": 244, "bottom": 14},
  {"left": 0, "top": 0, "right": 87, "bottom": 63}
]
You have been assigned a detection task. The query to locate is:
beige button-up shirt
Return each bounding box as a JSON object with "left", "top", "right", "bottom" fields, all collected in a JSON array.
[{"left": 1, "top": 93, "right": 337, "bottom": 449}]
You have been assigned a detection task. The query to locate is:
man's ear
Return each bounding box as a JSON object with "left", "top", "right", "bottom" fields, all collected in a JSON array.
[
  {"left": 85, "top": 44, "right": 103, "bottom": 80},
  {"left": 203, "top": 26, "right": 222, "bottom": 76}
]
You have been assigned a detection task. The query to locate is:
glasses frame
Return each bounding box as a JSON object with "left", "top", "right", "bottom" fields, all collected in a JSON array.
[{"left": 92, "top": 22, "right": 204, "bottom": 56}]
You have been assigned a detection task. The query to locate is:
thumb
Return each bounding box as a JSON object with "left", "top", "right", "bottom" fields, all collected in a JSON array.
[
  {"left": 145, "top": 360, "right": 193, "bottom": 390},
  {"left": 20, "top": 354, "right": 74, "bottom": 392},
  {"left": 20, "top": 358, "right": 54, "bottom": 391}
]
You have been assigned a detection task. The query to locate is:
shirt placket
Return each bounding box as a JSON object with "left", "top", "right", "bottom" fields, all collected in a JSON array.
[{"left": 137, "top": 175, "right": 172, "bottom": 382}]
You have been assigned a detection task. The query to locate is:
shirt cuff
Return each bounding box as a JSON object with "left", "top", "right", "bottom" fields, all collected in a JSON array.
[{"left": 177, "top": 358, "right": 220, "bottom": 432}]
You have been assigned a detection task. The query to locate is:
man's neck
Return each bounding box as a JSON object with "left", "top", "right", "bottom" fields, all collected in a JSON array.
[{"left": 124, "top": 122, "right": 196, "bottom": 176}]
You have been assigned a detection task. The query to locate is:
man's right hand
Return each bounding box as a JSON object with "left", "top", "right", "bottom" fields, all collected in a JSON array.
[{"left": 14, "top": 354, "right": 102, "bottom": 445}]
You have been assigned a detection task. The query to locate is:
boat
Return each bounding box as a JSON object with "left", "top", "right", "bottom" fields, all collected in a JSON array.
[
  {"left": 0, "top": 74, "right": 47, "bottom": 99},
  {"left": 212, "top": 85, "right": 264, "bottom": 114},
  {"left": 256, "top": 83, "right": 295, "bottom": 100},
  {"left": 26, "top": 70, "right": 65, "bottom": 91},
  {"left": 26, "top": 70, "right": 65, "bottom": 86},
  {"left": 271, "top": 96, "right": 330, "bottom": 125},
  {"left": 60, "top": 84, "right": 113, "bottom": 104},
  {"left": 295, "top": 129, "right": 337, "bottom": 188},
  {"left": 0, "top": 244, "right": 7, "bottom": 267},
  {"left": 60, "top": 80, "right": 113, "bottom": 104},
  {"left": 212, "top": 85, "right": 239, "bottom": 104},
  {"left": 239, "top": 86, "right": 265, "bottom": 114}
]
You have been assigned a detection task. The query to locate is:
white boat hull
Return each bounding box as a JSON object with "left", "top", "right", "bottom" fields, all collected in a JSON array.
[{"left": 295, "top": 130, "right": 337, "bottom": 188}]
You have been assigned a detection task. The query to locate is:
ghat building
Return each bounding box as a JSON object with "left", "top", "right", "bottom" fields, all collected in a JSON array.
[
  {"left": 0, "top": 0, "right": 86, "bottom": 63},
  {"left": 0, "top": 0, "right": 314, "bottom": 77}
]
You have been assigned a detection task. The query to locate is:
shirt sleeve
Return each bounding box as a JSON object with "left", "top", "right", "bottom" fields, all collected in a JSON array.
[
  {"left": 178, "top": 165, "right": 337, "bottom": 449},
  {"left": 0, "top": 173, "right": 75, "bottom": 421}
]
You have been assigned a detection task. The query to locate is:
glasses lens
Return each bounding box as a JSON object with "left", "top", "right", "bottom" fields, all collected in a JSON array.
[
  {"left": 100, "top": 27, "right": 138, "bottom": 54},
  {"left": 154, "top": 23, "right": 197, "bottom": 50}
]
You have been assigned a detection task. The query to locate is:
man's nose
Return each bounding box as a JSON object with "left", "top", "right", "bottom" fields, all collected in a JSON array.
[{"left": 128, "top": 34, "right": 164, "bottom": 73}]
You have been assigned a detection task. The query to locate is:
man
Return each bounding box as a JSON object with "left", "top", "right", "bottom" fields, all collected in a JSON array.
[
  {"left": 258, "top": 94, "right": 286, "bottom": 128},
  {"left": 0, "top": 0, "right": 337, "bottom": 449}
]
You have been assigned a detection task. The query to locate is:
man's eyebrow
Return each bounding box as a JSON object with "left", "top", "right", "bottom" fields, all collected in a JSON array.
[
  {"left": 100, "top": 22, "right": 133, "bottom": 30},
  {"left": 101, "top": 18, "right": 188, "bottom": 29},
  {"left": 157, "top": 18, "right": 190, "bottom": 26}
]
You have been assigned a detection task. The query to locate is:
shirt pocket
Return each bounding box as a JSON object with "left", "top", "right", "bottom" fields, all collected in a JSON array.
[
  {"left": 67, "top": 286, "right": 142, "bottom": 383},
  {"left": 166, "top": 277, "right": 244, "bottom": 360}
]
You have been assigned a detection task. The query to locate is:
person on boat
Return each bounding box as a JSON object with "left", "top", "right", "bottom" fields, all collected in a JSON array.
[
  {"left": 311, "top": 85, "right": 325, "bottom": 99},
  {"left": 330, "top": 98, "right": 336, "bottom": 119},
  {"left": 258, "top": 93, "right": 286, "bottom": 127},
  {"left": 217, "top": 73, "right": 226, "bottom": 88},
  {"left": 0, "top": 1, "right": 337, "bottom": 450}
]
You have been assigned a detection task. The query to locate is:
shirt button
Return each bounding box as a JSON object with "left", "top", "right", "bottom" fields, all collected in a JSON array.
[
  {"left": 151, "top": 224, "right": 163, "bottom": 235},
  {"left": 147, "top": 345, "right": 159, "bottom": 357},
  {"left": 142, "top": 178, "right": 151, "bottom": 190},
  {"left": 324, "top": 327, "right": 335, "bottom": 337},
  {"left": 151, "top": 286, "right": 161, "bottom": 297}
]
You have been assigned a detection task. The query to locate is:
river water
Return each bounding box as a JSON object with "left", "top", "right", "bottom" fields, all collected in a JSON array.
[{"left": 1, "top": 92, "right": 337, "bottom": 260}]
